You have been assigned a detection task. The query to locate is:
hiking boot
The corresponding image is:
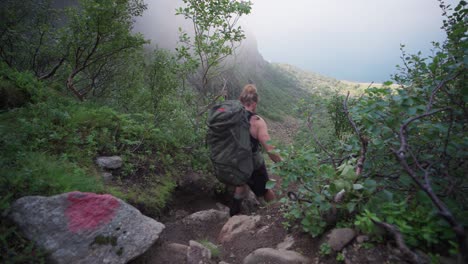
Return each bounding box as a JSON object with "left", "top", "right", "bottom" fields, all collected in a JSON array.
[{"left": 229, "top": 198, "right": 242, "bottom": 216}]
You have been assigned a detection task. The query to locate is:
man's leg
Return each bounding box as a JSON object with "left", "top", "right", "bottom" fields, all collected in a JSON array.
[
  {"left": 230, "top": 185, "right": 248, "bottom": 216},
  {"left": 248, "top": 164, "right": 276, "bottom": 202},
  {"left": 264, "top": 189, "right": 276, "bottom": 202}
]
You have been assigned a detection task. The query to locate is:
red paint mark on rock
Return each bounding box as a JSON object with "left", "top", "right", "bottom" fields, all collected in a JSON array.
[{"left": 65, "top": 192, "right": 120, "bottom": 233}]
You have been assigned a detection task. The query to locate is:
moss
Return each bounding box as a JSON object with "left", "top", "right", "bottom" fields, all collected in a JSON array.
[
  {"left": 91, "top": 235, "right": 118, "bottom": 247},
  {"left": 116, "top": 247, "right": 124, "bottom": 256},
  {"left": 115, "top": 175, "right": 176, "bottom": 216}
]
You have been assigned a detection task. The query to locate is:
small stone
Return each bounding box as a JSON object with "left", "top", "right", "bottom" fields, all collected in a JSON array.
[
  {"left": 243, "top": 248, "right": 310, "bottom": 264},
  {"left": 166, "top": 243, "right": 189, "bottom": 255},
  {"left": 187, "top": 240, "right": 211, "bottom": 264},
  {"left": 356, "top": 235, "right": 369, "bottom": 243},
  {"left": 277, "top": 235, "right": 295, "bottom": 250},
  {"left": 96, "top": 156, "right": 122, "bottom": 169},
  {"left": 102, "top": 172, "right": 113, "bottom": 183}
]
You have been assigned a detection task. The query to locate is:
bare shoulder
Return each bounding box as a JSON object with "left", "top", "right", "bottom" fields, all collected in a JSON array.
[
  {"left": 251, "top": 114, "right": 264, "bottom": 122},
  {"left": 251, "top": 114, "right": 266, "bottom": 126}
]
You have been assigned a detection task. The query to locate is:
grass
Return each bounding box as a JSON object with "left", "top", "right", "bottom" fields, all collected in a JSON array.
[
  {"left": 110, "top": 175, "right": 176, "bottom": 217},
  {"left": 198, "top": 239, "right": 220, "bottom": 258},
  {"left": 0, "top": 152, "right": 104, "bottom": 200}
]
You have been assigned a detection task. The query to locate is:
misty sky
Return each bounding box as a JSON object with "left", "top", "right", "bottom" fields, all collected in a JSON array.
[{"left": 135, "top": 0, "right": 457, "bottom": 83}]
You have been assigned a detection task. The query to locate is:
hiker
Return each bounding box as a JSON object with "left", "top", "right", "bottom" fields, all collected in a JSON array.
[{"left": 230, "top": 84, "right": 282, "bottom": 216}]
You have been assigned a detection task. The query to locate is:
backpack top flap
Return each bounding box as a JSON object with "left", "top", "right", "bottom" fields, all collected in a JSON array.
[{"left": 207, "top": 100, "right": 246, "bottom": 131}]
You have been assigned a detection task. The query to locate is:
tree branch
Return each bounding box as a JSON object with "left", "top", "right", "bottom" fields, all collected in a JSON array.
[
  {"left": 343, "top": 91, "right": 368, "bottom": 176},
  {"left": 39, "top": 57, "right": 65, "bottom": 80},
  {"left": 426, "top": 71, "right": 461, "bottom": 113},
  {"left": 197, "top": 78, "right": 228, "bottom": 117},
  {"left": 396, "top": 108, "right": 449, "bottom": 157},
  {"left": 394, "top": 77, "right": 467, "bottom": 262},
  {"left": 373, "top": 220, "right": 427, "bottom": 264}
]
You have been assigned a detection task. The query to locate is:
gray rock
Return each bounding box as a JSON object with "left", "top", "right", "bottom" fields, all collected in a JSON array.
[
  {"left": 96, "top": 156, "right": 123, "bottom": 169},
  {"left": 182, "top": 209, "right": 229, "bottom": 226},
  {"left": 439, "top": 256, "right": 458, "bottom": 264},
  {"left": 277, "top": 235, "right": 295, "bottom": 250},
  {"left": 216, "top": 202, "right": 229, "bottom": 213},
  {"left": 218, "top": 215, "right": 261, "bottom": 243},
  {"left": 356, "top": 235, "right": 369, "bottom": 243},
  {"left": 243, "top": 248, "right": 311, "bottom": 264},
  {"left": 241, "top": 189, "right": 260, "bottom": 214},
  {"left": 326, "top": 228, "right": 356, "bottom": 251},
  {"left": 187, "top": 240, "right": 213, "bottom": 264},
  {"left": 174, "top": 209, "right": 190, "bottom": 220},
  {"left": 9, "top": 192, "right": 164, "bottom": 264},
  {"left": 166, "top": 242, "right": 189, "bottom": 255},
  {"left": 102, "top": 172, "right": 113, "bottom": 183}
]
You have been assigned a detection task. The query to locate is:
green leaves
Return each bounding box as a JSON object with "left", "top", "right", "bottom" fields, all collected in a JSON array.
[
  {"left": 61, "top": 0, "right": 147, "bottom": 100},
  {"left": 265, "top": 179, "right": 276, "bottom": 190},
  {"left": 176, "top": 0, "right": 252, "bottom": 99},
  {"left": 358, "top": 200, "right": 457, "bottom": 249}
]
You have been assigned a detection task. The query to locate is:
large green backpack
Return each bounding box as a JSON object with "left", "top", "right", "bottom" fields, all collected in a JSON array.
[{"left": 206, "top": 100, "right": 253, "bottom": 186}]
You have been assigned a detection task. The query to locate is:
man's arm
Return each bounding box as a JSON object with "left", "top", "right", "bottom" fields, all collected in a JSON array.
[{"left": 256, "top": 118, "right": 282, "bottom": 163}]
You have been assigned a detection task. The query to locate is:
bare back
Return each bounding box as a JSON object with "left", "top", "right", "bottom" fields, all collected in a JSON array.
[{"left": 249, "top": 114, "right": 282, "bottom": 163}]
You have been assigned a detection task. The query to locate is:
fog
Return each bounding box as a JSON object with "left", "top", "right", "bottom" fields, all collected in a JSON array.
[{"left": 134, "top": 0, "right": 457, "bottom": 82}]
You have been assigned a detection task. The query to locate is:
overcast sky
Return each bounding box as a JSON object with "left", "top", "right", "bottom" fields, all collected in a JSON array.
[{"left": 135, "top": 0, "right": 457, "bottom": 83}]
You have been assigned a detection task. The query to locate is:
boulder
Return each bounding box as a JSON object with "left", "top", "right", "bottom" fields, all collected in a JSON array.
[
  {"left": 9, "top": 191, "right": 165, "bottom": 264},
  {"left": 187, "top": 240, "right": 214, "bottom": 264},
  {"left": 326, "top": 228, "right": 356, "bottom": 251},
  {"left": 218, "top": 215, "right": 261, "bottom": 243},
  {"left": 243, "top": 248, "right": 311, "bottom": 264},
  {"left": 182, "top": 209, "right": 229, "bottom": 226},
  {"left": 96, "top": 156, "right": 123, "bottom": 169}
]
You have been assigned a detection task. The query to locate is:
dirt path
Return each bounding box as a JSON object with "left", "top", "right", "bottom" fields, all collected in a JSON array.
[{"left": 130, "top": 172, "right": 323, "bottom": 264}]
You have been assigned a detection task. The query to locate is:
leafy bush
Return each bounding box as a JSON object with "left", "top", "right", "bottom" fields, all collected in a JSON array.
[
  {"left": 273, "top": 146, "right": 378, "bottom": 237},
  {"left": 278, "top": 1, "right": 467, "bottom": 259},
  {"left": 0, "top": 62, "right": 50, "bottom": 110},
  {"left": 355, "top": 198, "right": 456, "bottom": 253}
]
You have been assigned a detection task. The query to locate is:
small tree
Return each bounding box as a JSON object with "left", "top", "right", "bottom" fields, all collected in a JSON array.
[
  {"left": 61, "top": 0, "right": 147, "bottom": 101},
  {"left": 175, "top": 0, "right": 252, "bottom": 115},
  {"left": 0, "top": 0, "right": 64, "bottom": 79}
]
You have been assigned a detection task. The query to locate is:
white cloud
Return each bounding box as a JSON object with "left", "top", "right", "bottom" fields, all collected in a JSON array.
[
  {"left": 242, "top": 0, "right": 456, "bottom": 81},
  {"left": 136, "top": 0, "right": 458, "bottom": 82}
]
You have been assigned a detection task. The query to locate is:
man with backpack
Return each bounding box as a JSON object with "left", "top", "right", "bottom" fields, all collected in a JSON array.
[{"left": 207, "top": 84, "right": 282, "bottom": 216}]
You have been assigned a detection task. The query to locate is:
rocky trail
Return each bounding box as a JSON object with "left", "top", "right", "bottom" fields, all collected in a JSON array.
[
  {"left": 130, "top": 171, "right": 402, "bottom": 264},
  {"left": 129, "top": 117, "right": 404, "bottom": 264}
]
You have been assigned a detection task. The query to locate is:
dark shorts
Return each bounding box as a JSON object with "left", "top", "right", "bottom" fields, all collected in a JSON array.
[{"left": 247, "top": 164, "right": 269, "bottom": 197}]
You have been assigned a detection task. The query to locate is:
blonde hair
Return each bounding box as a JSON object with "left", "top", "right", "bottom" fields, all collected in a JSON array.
[{"left": 239, "top": 84, "right": 258, "bottom": 106}]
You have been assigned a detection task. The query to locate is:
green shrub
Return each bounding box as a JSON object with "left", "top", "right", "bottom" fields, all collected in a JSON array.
[
  {"left": 355, "top": 198, "right": 456, "bottom": 252},
  {"left": 0, "top": 62, "right": 50, "bottom": 110},
  {"left": 0, "top": 152, "right": 104, "bottom": 201},
  {"left": 112, "top": 175, "right": 176, "bottom": 216}
]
